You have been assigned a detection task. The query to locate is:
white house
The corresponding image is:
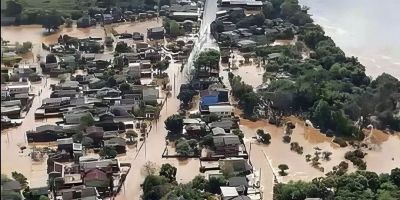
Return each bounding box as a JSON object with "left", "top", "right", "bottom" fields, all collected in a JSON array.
[
  {"left": 209, "top": 105, "right": 233, "bottom": 118},
  {"left": 7, "top": 82, "right": 30, "bottom": 95}
]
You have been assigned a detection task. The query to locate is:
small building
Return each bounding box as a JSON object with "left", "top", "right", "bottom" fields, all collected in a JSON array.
[
  {"left": 26, "top": 125, "right": 66, "bottom": 142},
  {"left": 103, "top": 14, "right": 114, "bottom": 24},
  {"left": 127, "top": 63, "right": 141, "bottom": 79},
  {"left": 147, "top": 27, "right": 165, "bottom": 40},
  {"left": 219, "top": 158, "right": 252, "bottom": 176},
  {"left": 6, "top": 82, "right": 30, "bottom": 95},
  {"left": 104, "top": 137, "right": 126, "bottom": 154},
  {"left": 83, "top": 168, "right": 111, "bottom": 188},
  {"left": 132, "top": 32, "right": 144, "bottom": 40},
  {"left": 209, "top": 105, "right": 234, "bottom": 118},
  {"left": 213, "top": 134, "right": 241, "bottom": 156},
  {"left": 169, "top": 12, "right": 199, "bottom": 21}
]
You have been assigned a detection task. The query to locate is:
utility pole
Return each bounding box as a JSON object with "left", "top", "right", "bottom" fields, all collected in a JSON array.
[{"left": 173, "top": 74, "right": 176, "bottom": 95}]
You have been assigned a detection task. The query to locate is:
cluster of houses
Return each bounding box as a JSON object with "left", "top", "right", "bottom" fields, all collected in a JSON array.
[
  {"left": 173, "top": 85, "right": 262, "bottom": 199},
  {"left": 1, "top": 77, "right": 35, "bottom": 128},
  {"left": 212, "top": 0, "right": 298, "bottom": 52}
]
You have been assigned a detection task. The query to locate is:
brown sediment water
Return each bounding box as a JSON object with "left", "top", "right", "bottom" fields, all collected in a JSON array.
[
  {"left": 1, "top": 77, "right": 61, "bottom": 187},
  {"left": 239, "top": 114, "right": 400, "bottom": 199}
]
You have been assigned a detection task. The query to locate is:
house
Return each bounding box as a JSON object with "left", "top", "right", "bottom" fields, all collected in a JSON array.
[
  {"left": 213, "top": 134, "right": 241, "bottom": 156},
  {"left": 127, "top": 63, "right": 141, "bottom": 79},
  {"left": 199, "top": 89, "right": 229, "bottom": 112},
  {"left": 219, "top": 158, "right": 252, "bottom": 176},
  {"left": 83, "top": 168, "right": 111, "bottom": 188},
  {"left": 103, "top": 14, "right": 114, "bottom": 24},
  {"left": 59, "top": 186, "right": 100, "bottom": 200},
  {"left": 57, "top": 137, "right": 74, "bottom": 153},
  {"left": 26, "top": 125, "right": 67, "bottom": 142},
  {"left": 104, "top": 137, "right": 126, "bottom": 154},
  {"left": 169, "top": 12, "right": 199, "bottom": 21},
  {"left": 132, "top": 32, "right": 144, "bottom": 40},
  {"left": 144, "top": 49, "right": 162, "bottom": 63},
  {"left": 210, "top": 119, "right": 238, "bottom": 132},
  {"left": 228, "top": 176, "right": 249, "bottom": 194},
  {"left": 237, "top": 39, "right": 257, "bottom": 49},
  {"left": 14, "top": 68, "right": 35, "bottom": 78},
  {"left": 85, "top": 126, "right": 104, "bottom": 145},
  {"left": 220, "top": 31, "right": 240, "bottom": 43},
  {"left": 43, "top": 63, "right": 58, "bottom": 73},
  {"left": 57, "top": 81, "right": 80, "bottom": 91},
  {"left": 209, "top": 105, "right": 234, "bottom": 118},
  {"left": 51, "top": 90, "right": 79, "bottom": 98},
  {"left": 220, "top": 187, "right": 239, "bottom": 200},
  {"left": 220, "top": 0, "right": 263, "bottom": 10},
  {"left": 64, "top": 111, "right": 93, "bottom": 125},
  {"left": 80, "top": 159, "right": 119, "bottom": 173},
  {"left": 14, "top": 93, "right": 32, "bottom": 107},
  {"left": 7, "top": 82, "right": 30, "bottom": 95},
  {"left": 1, "top": 16, "right": 16, "bottom": 26},
  {"left": 147, "top": 27, "right": 165, "bottom": 40},
  {"left": 2, "top": 180, "right": 22, "bottom": 192},
  {"left": 1, "top": 100, "right": 22, "bottom": 118},
  {"left": 77, "top": 15, "right": 95, "bottom": 28}
]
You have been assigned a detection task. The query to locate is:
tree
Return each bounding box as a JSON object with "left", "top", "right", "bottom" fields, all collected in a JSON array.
[
  {"left": 142, "top": 175, "right": 170, "bottom": 200},
  {"left": 39, "top": 196, "right": 50, "bottom": 200},
  {"left": 159, "top": 163, "right": 177, "bottom": 183},
  {"left": 41, "top": 10, "right": 64, "bottom": 32},
  {"left": 322, "top": 151, "right": 332, "bottom": 161},
  {"left": 167, "top": 20, "right": 184, "bottom": 37},
  {"left": 119, "top": 83, "right": 132, "bottom": 94},
  {"left": 80, "top": 115, "right": 94, "bottom": 127},
  {"left": 1, "top": 73, "right": 9, "bottom": 84},
  {"left": 143, "top": 161, "right": 157, "bottom": 176},
  {"left": 262, "top": 1, "right": 274, "bottom": 18},
  {"left": 115, "top": 41, "right": 130, "bottom": 53},
  {"left": 206, "top": 176, "right": 226, "bottom": 194},
  {"left": 164, "top": 114, "right": 184, "bottom": 133},
  {"left": 125, "top": 130, "right": 138, "bottom": 143},
  {"left": 4, "top": 0, "right": 22, "bottom": 17},
  {"left": 232, "top": 129, "right": 244, "bottom": 143},
  {"left": 278, "top": 164, "right": 289, "bottom": 176},
  {"left": 176, "top": 139, "right": 191, "bottom": 156},
  {"left": 65, "top": 18, "right": 73, "bottom": 28},
  {"left": 11, "top": 171, "right": 28, "bottom": 189},
  {"left": 177, "top": 89, "right": 197, "bottom": 106},
  {"left": 191, "top": 175, "right": 208, "bottom": 190},
  {"left": 390, "top": 168, "right": 400, "bottom": 187},
  {"left": 257, "top": 129, "right": 272, "bottom": 144},
  {"left": 99, "top": 146, "right": 117, "bottom": 158}
]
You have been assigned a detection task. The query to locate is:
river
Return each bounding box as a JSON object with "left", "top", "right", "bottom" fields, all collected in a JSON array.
[{"left": 299, "top": 0, "right": 400, "bottom": 79}]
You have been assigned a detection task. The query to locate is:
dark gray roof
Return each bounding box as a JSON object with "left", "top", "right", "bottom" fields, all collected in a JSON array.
[
  {"left": 213, "top": 135, "right": 241, "bottom": 146},
  {"left": 228, "top": 176, "right": 248, "bottom": 187},
  {"left": 36, "top": 125, "right": 64, "bottom": 132},
  {"left": 2, "top": 180, "right": 21, "bottom": 191},
  {"left": 104, "top": 137, "right": 126, "bottom": 147},
  {"left": 57, "top": 138, "right": 73, "bottom": 145},
  {"left": 149, "top": 27, "right": 165, "bottom": 33},
  {"left": 1, "top": 100, "right": 21, "bottom": 107}
]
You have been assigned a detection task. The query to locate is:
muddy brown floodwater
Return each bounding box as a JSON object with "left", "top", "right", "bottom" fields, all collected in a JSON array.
[
  {"left": 115, "top": 60, "right": 202, "bottom": 200},
  {"left": 239, "top": 115, "right": 400, "bottom": 199}
]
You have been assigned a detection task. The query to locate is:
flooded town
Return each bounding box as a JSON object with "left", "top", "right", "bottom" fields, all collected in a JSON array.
[{"left": 1, "top": 0, "right": 400, "bottom": 200}]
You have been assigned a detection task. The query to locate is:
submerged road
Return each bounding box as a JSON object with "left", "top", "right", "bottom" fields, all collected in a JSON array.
[{"left": 116, "top": 1, "right": 219, "bottom": 199}]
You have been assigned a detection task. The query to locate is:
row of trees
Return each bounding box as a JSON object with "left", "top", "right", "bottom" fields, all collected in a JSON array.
[
  {"left": 228, "top": 73, "right": 260, "bottom": 118},
  {"left": 258, "top": 0, "right": 400, "bottom": 136},
  {"left": 274, "top": 168, "right": 400, "bottom": 200}
]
